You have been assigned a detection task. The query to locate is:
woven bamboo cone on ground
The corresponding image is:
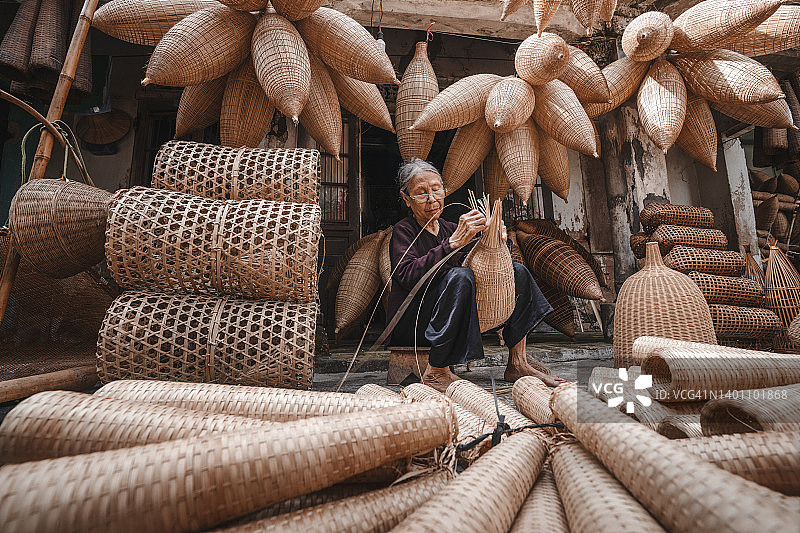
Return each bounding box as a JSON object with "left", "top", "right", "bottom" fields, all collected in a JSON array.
[
  {"left": 484, "top": 76, "right": 536, "bottom": 133},
  {"left": 93, "top": 0, "right": 218, "bottom": 46},
  {"left": 688, "top": 272, "right": 764, "bottom": 306},
  {"left": 175, "top": 78, "right": 226, "bottom": 138},
  {"left": 143, "top": 6, "right": 255, "bottom": 87},
  {"left": 221, "top": 57, "right": 275, "bottom": 148},
  {"left": 356, "top": 383, "right": 402, "bottom": 399},
  {"left": 656, "top": 414, "right": 703, "bottom": 439},
  {"left": 512, "top": 376, "right": 556, "bottom": 429},
  {"left": 517, "top": 232, "right": 603, "bottom": 300},
  {"left": 28, "top": 0, "right": 67, "bottom": 84},
  {"left": 670, "top": 0, "right": 782, "bottom": 52},
  {"left": 396, "top": 42, "right": 438, "bottom": 161},
  {"left": 0, "top": 401, "right": 456, "bottom": 533},
  {"left": 514, "top": 33, "right": 570, "bottom": 86},
  {"left": 637, "top": 59, "right": 687, "bottom": 153},
  {"left": 0, "top": 0, "right": 39, "bottom": 81},
  {"left": 412, "top": 74, "right": 502, "bottom": 132},
  {"left": 509, "top": 466, "right": 569, "bottom": 533},
  {"left": 550, "top": 383, "right": 800, "bottom": 532},
  {"left": 533, "top": 79, "right": 598, "bottom": 157},
  {"left": 537, "top": 278, "right": 576, "bottom": 338},
  {"left": 483, "top": 147, "right": 510, "bottom": 205},
  {"left": 335, "top": 228, "right": 385, "bottom": 333},
  {"left": 402, "top": 383, "right": 489, "bottom": 445},
  {"left": 329, "top": 69, "right": 394, "bottom": 132},
  {"left": 585, "top": 57, "right": 651, "bottom": 118},
  {"left": 442, "top": 120, "right": 494, "bottom": 194},
  {"left": 326, "top": 231, "right": 384, "bottom": 291},
  {"left": 495, "top": 119, "right": 539, "bottom": 202},
  {"left": 296, "top": 7, "right": 398, "bottom": 85},
  {"left": 727, "top": 5, "right": 800, "bottom": 57},
  {"left": 622, "top": 12, "right": 674, "bottom": 62},
  {"left": 559, "top": 45, "right": 609, "bottom": 103},
  {"left": 701, "top": 383, "right": 800, "bottom": 435},
  {"left": 270, "top": 0, "right": 324, "bottom": 20},
  {"left": 712, "top": 98, "right": 795, "bottom": 128},
  {"left": 537, "top": 127, "right": 570, "bottom": 201},
  {"left": 676, "top": 93, "right": 718, "bottom": 170},
  {"left": 300, "top": 54, "right": 342, "bottom": 159}
]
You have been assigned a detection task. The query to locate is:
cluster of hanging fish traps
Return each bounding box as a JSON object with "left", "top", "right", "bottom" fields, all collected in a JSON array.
[{"left": 93, "top": 0, "right": 396, "bottom": 152}]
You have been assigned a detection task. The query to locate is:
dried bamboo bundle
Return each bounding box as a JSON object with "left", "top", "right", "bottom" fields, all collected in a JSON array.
[
  {"left": 676, "top": 93, "right": 718, "bottom": 170},
  {"left": 495, "top": 119, "right": 539, "bottom": 202},
  {"left": 0, "top": 0, "right": 39, "bottom": 81},
  {"left": 622, "top": 11, "right": 674, "bottom": 62},
  {"left": 637, "top": 59, "right": 687, "bottom": 153},
  {"left": 559, "top": 45, "right": 609, "bottom": 104},
  {"left": 329, "top": 69, "right": 394, "bottom": 132},
  {"left": 777, "top": 172, "right": 799, "bottom": 196},
  {"left": 550, "top": 383, "right": 800, "bottom": 533},
  {"left": 671, "top": 0, "right": 782, "bottom": 52},
  {"left": 754, "top": 194, "right": 778, "bottom": 231},
  {"left": 671, "top": 50, "right": 783, "bottom": 105},
  {"left": 252, "top": 11, "right": 310, "bottom": 123},
  {"left": 537, "top": 126, "right": 570, "bottom": 201},
  {"left": 708, "top": 304, "right": 781, "bottom": 339},
  {"left": 727, "top": 6, "right": 800, "bottom": 57},
  {"left": 0, "top": 401, "right": 456, "bottom": 533},
  {"left": 656, "top": 414, "right": 703, "bottom": 439},
  {"left": 270, "top": 0, "right": 324, "bottom": 20},
  {"left": 412, "top": 74, "right": 502, "bottom": 132},
  {"left": 512, "top": 376, "right": 556, "bottom": 427},
  {"left": 517, "top": 233, "right": 604, "bottom": 300},
  {"left": 143, "top": 6, "right": 255, "bottom": 87},
  {"left": 614, "top": 242, "right": 716, "bottom": 369},
  {"left": 221, "top": 57, "right": 275, "bottom": 148},
  {"left": 571, "top": 0, "right": 602, "bottom": 35},
  {"left": 442, "top": 120, "right": 494, "bottom": 194},
  {"left": 664, "top": 245, "right": 746, "bottom": 276},
  {"left": 28, "top": 0, "right": 66, "bottom": 84},
  {"left": 93, "top": 0, "right": 218, "bottom": 47},
  {"left": 299, "top": 54, "right": 342, "bottom": 158},
  {"left": 701, "top": 383, "right": 800, "bottom": 434},
  {"left": 218, "top": 0, "right": 268, "bottom": 10},
  {"left": 533, "top": 79, "right": 598, "bottom": 156},
  {"left": 175, "top": 78, "right": 226, "bottom": 138},
  {"left": 712, "top": 98, "right": 794, "bottom": 128},
  {"left": 396, "top": 42, "right": 438, "bottom": 161},
  {"left": 509, "top": 467, "right": 569, "bottom": 533},
  {"left": 378, "top": 228, "right": 393, "bottom": 295},
  {"left": 485, "top": 76, "right": 536, "bottom": 133},
  {"left": 650, "top": 224, "right": 727, "bottom": 252},
  {"left": 483, "top": 147, "right": 510, "bottom": 205},
  {"left": 538, "top": 278, "right": 576, "bottom": 338},
  {"left": 335, "top": 228, "right": 386, "bottom": 333},
  {"left": 393, "top": 431, "right": 546, "bottom": 533},
  {"left": 763, "top": 127, "right": 788, "bottom": 155},
  {"left": 402, "top": 383, "right": 489, "bottom": 445},
  {"left": 688, "top": 272, "right": 764, "bottom": 306},
  {"left": 296, "top": 7, "right": 399, "bottom": 85},
  {"left": 515, "top": 33, "right": 570, "bottom": 86},
  {"left": 585, "top": 57, "right": 652, "bottom": 118},
  {"left": 765, "top": 244, "right": 800, "bottom": 342}
]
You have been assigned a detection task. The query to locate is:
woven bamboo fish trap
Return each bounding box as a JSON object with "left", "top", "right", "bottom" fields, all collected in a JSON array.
[
  {"left": 442, "top": 120, "right": 494, "bottom": 194},
  {"left": 517, "top": 232, "right": 603, "bottom": 300},
  {"left": 106, "top": 188, "right": 320, "bottom": 301},
  {"left": 484, "top": 76, "right": 536, "bottom": 133},
  {"left": 656, "top": 414, "right": 703, "bottom": 439},
  {"left": 701, "top": 383, "right": 800, "bottom": 435},
  {"left": 727, "top": 5, "right": 800, "bottom": 57},
  {"left": 483, "top": 147, "right": 510, "bottom": 205},
  {"left": 143, "top": 6, "right": 255, "bottom": 87},
  {"left": 789, "top": 313, "right": 800, "bottom": 345},
  {"left": 664, "top": 245, "right": 746, "bottom": 276},
  {"left": 221, "top": 58, "right": 275, "bottom": 148},
  {"left": 613, "top": 242, "right": 716, "bottom": 369},
  {"left": 550, "top": 384, "right": 800, "bottom": 533},
  {"left": 637, "top": 59, "right": 687, "bottom": 153},
  {"left": 754, "top": 194, "right": 779, "bottom": 231},
  {"left": 515, "top": 33, "right": 570, "bottom": 86},
  {"left": 782, "top": 81, "right": 800, "bottom": 153},
  {"left": 9, "top": 179, "right": 111, "bottom": 279},
  {"left": 537, "top": 278, "right": 576, "bottom": 338},
  {"left": 509, "top": 466, "right": 569, "bottom": 533},
  {"left": 745, "top": 248, "right": 766, "bottom": 287},
  {"left": 533, "top": 79, "right": 598, "bottom": 157},
  {"left": 763, "top": 127, "right": 788, "bottom": 155},
  {"left": 630, "top": 232, "right": 649, "bottom": 258},
  {"left": 378, "top": 227, "right": 393, "bottom": 294},
  {"left": 671, "top": 0, "right": 782, "bottom": 52},
  {"left": 677, "top": 431, "right": 800, "bottom": 495},
  {"left": 27, "top": 0, "right": 66, "bottom": 84},
  {"left": 218, "top": 0, "right": 268, "bottom": 10},
  {"left": 153, "top": 140, "right": 319, "bottom": 204},
  {"left": 784, "top": 160, "right": 800, "bottom": 180},
  {"left": 0, "top": 0, "right": 38, "bottom": 82},
  {"left": 777, "top": 172, "right": 799, "bottom": 196},
  {"left": 527, "top": 0, "right": 562, "bottom": 34},
  {"left": 708, "top": 304, "right": 781, "bottom": 339},
  {"left": 765, "top": 244, "right": 800, "bottom": 342},
  {"left": 412, "top": 74, "right": 502, "bottom": 132},
  {"left": 252, "top": 12, "right": 310, "bottom": 123},
  {"left": 538, "top": 127, "right": 570, "bottom": 202},
  {"left": 495, "top": 119, "right": 539, "bottom": 202},
  {"left": 393, "top": 431, "right": 546, "bottom": 533},
  {"left": 688, "top": 272, "right": 764, "bottom": 306},
  {"left": 92, "top": 0, "right": 217, "bottom": 47},
  {"left": 676, "top": 93, "right": 718, "bottom": 170},
  {"left": 671, "top": 50, "right": 783, "bottom": 105},
  {"left": 270, "top": 0, "right": 325, "bottom": 20},
  {"left": 402, "top": 383, "right": 488, "bottom": 446},
  {"left": 356, "top": 383, "right": 402, "bottom": 399},
  {"left": 571, "top": 0, "right": 602, "bottom": 34},
  {"left": 499, "top": 0, "right": 529, "bottom": 20},
  {"left": 599, "top": 0, "right": 617, "bottom": 22},
  {"left": 175, "top": 78, "right": 226, "bottom": 138},
  {"left": 295, "top": 7, "right": 399, "bottom": 85},
  {"left": 751, "top": 190, "right": 794, "bottom": 203},
  {"left": 773, "top": 211, "right": 789, "bottom": 240},
  {"left": 712, "top": 98, "right": 794, "bottom": 128},
  {"left": 750, "top": 168, "right": 775, "bottom": 191},
  {"left": 396, "top": 42, "right": 438, "bottom": 161},
  {"left": 328, "top": 68, "right": 394, "bottom": 132},
  {"left": 558, "top": 45, "right": 609, "bottom": 103},
  {"left": 585, "top": 57, "right": 651, "bottom": 118},
  {"left": 335, "top": 228, "right": 386, "bottom": 333},
  {"left": 511, "top": 376, "right": 556, "bottom": 428},
  {"left": 650, "top": 224, "right": 727, "bottom": 252},
  {"left": 326, "top": 231, "right": 384, "bottom": 291},
  {"left": 622, "top": 11, "right": 674, "bottom": 62},
  {"left": 299, "top": 54, "right": 342, "bottom": 159},
  {"left": 0, "top": 402, "right": 456, "bottom": 533},
  {"left": 549, "top": 442, "right": 666, "bottom": 533}
]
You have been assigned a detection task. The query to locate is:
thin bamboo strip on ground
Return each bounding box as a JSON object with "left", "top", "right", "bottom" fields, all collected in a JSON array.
[
  {"left": 559, "top": 45, "right": 609, "bottom": 103},
  {"left": 622, "top": 12, "right": 674, "bottom": 62},
  {"left": 700, "top": 383, "right": 800, "bottom": 435},
  {"left": 93, "top": 0, "right": 218, "bottom": 46},
  {"left": 509, "top": 466, "right": 569, "bottom": 533},
  {"left": 727, "top": 5, "right": 800, "bottom": 57},
  {"left": 175, "top": 78, "right": 226, "bottom": 138}
]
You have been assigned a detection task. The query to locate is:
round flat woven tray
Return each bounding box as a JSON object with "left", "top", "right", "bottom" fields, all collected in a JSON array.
[
  {"left": 639, "top": 202, "right": 714, "bottom": 232},
  {"left": 664, "top": 245, "right": 745, "bottom": 276},
  {"left": 509, "top": 466, "right": 569, "bottom": 533},
  {"left": 700, "top": 382, "right": 800, "bottom": 435},
  {"left": 707, "top": 303, "right": 781, "bottom": 339},
  {"left": 688, "top": 271, "right": 764, "bottom": 306}
]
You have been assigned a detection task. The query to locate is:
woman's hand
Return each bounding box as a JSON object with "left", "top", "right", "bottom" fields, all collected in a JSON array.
[
  {"left": 448, "top": 209, "right": 487, "bottom": 249},
  {"left": 500, "top": 220, "right": 507, "bottom": 242}
]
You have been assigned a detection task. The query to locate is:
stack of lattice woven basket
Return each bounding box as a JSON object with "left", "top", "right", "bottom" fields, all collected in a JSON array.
[
  {"left": 631, "top": 202, "right": 781, "bottom": 350},
  {"left": 750, "top": 169, "right": 799, "bottom": 258},
  {"left": 97, "top": 140, "right": 322, "bottom": 390}
]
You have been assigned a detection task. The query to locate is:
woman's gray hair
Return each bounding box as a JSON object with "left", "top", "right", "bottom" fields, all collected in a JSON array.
[{"left": 396, "top": 158, "right": 442, "bottom": 195}]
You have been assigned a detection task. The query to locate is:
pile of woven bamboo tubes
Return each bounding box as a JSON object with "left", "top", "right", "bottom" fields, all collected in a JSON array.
[{"left": 749, "top": 165, "right": 799, "bottom": 258}]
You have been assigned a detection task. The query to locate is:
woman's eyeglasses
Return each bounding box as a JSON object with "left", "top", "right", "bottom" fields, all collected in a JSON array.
[{"left": 406, "top": 189, "right": 445, "bottom": 203}]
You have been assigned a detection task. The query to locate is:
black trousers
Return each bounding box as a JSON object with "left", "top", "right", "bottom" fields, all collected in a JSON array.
[{"left": 390, "top": 263, "right": 553, "bottom": 368}]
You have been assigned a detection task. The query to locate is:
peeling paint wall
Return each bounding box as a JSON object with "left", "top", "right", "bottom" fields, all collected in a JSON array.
[
  {"left": 552, "top": 148, "right": 587, "bottom": 238},
  {"left": 666, "top": 147, "right": 702, "bottom": 207}
]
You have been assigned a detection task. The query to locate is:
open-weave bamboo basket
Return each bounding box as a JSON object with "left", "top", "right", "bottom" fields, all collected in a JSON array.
[
  {"left": 688, "top": 272, "right": 764, "bottom": 306},
  {"left": 777, "top": 172, "right": 799, "bottom": 196},
  {"left": 676, "top": 93, "right": 718, "bottom": 170},
  {"left": 511, "top": 376, "right": 556, "bottom": 430},
  {"left": 402, "top": 383, "right": 488, "bottom": 448},
  {"left": 754, "top": 194, "right": 779, "bottom": 231},
  {"left": 93, "top": 0, "right": 217, "bottom": 47},
  {"left": 412, "top": 74, "right": 502, "bottom": 132},
  {"left": 727, "top": 5, "right": 800, "bottom": 57},
  {"left": 326, "top": 231, "right": 384, "bottom": 291},
  {"left": 517, "top": 233, "right": 603, "bottom": 300},
  {"left": 153, "top": 140, "right": 320, "bottom": 204},
  {"left": 701, "top": 383, "right": 800, "bottom": 435},
  {"left": 559, "top": 45, "right": 609, "bottom": 103},
  {"left": 664, "top": 245, "right": 745, "bottom": 276},
  {"left": 299, "top": 54, "right": 342, "bottom": 159},
  {"left": 335, "top": 228, "right": 386, "bottom": 333},
  {"left": 97, "top": 291, "right": 318, "bottom": 389},
  {"left": 269, "top": 0, "right": 324, "bottom": 20},
  {"left": 509, "top": 466, "right": 569, "bottom": 533},
  {"left": 622, "top": 11, "right": 673, "bottom": 62},
  {"left": 630, "top": 232, "right": 650, "bottom": 258},
  {"left": 765, "top": 244, "right": 800, "bottom": 347},
  {"left": 656, "top": 414, "right": 703, "bottom": 439},
  {"left": 537, "top": 278, "right": 576, "bottom": 338},
  {"left": 537, "top": 126, "right": 570, "bottom": 201},
  {"left": 0, "top": 0, "right": 38, "bottom": 82},
  {"left": 328, "top": 68, "right": 394, "bottom": 133},
  {"left": 651, "top": 224, "right": 727, "bottom": 253},
  {"left": 639, "top": 202, "right": 714, "bottom": 231},
  {"left": 677, "top": 431, "right": 800, "bottom": 495},
  {"left": 396, "top": 42, "right": 438, "bottom": 161},
  {"left": 585, "top": 57, "right": 651, "bottom": 118},
  {"left": 106, "top": 187, "right": 320, "bottom": 301},
  {"left": 9, "top": 179, "right": 111, "bottom": 279},
  {"left": 484, "top": 76, "right": 536, "bottom": 133},
  {"left": 483, "top": 147, "right": 510, "bottom": 205},
  {"left": 514, "top": 33, "right": 570, "bottom": 86},
  {"left": 532, "top": 79, "right": 598, "bottom": 157},
  {"left": 495, "top": 119, "right": 539, "bottom": 202},
  {"left": 745, "top": 248, "right": 766, "bottom": 287},
  {"left": 221, "top": 57, "right": 275, "bottom": 148},
  {"left": 517, "top": 220, "right": 606, "bottom": 286},
  {"left": 711, "top": 97, "right": 794, "bottom": 128},
  {"left": 175, "top": 78, "right": 226, "bottom": 138},
  {"left": 550, "top": 383, "right": 800, "bottom": 532},
  {"left": 0, "top": 401, "right": 456, "bottom": 533},
  {"left": 670, "top": 0, "right": 783, "bottom": 52},
  {"left": 442, "top": 120, "right": 495, "bottom": 194},
  {"left": 637, "top": 59, "right": 686, "bottom": 152}
]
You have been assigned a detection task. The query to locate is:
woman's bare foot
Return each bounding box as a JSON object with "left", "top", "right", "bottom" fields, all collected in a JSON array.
[
  {"left": 504, "top": 362, "right": 566, "bottom": 387},
  {"left": 422, "top": 364, "right": 462, "bottom": 393}
]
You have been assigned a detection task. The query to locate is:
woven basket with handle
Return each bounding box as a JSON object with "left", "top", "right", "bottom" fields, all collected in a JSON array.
[
  {"left": 514, "top": 33, "right": 570, "bottom": 86},
  {"left": 329, "top": 68, "right": 394, "bottom": 133},
  {"left": 495, "top": 119, "right": 539, "bottom": 202},
  {"left": 726, "top": 5, "right": 800, "bottom": 57},
  {"left": 412, "top": 73, "right": 502, "bottom": 132},
  {"left": 701, "top": 382, "right": 800, "bottom": 435},
  {"left": 708, "top": 304, "right": 781, "bottom": 339},
  {"left": 676, "top": 93, "right": 718, "bottom": 170},
  {"left": 396, "top": 42, "right": 438, "bottom": 161},
  {"left": 688, "top": 271, "right": 763, "bottom": 306},
  {"left": 651, "top": 224, "right": 727, "bottom": 252},
  {"left": 484, "top": 76, "right": 536, "bottom": 133},
  {"left": 175, "top": 77, "right": 226, "bottom": 138},
  {"left": 537, "top": 126, "right": 570, "bottom": 202},
  {"left": 558, "top": 45, "right": 609, "bottom": 103},
  {"left": 532, "top": 79, "right": 598, "bottom": 157},
  {"left": 335, "top": 228, "right": 386, "bottom": 333},
  {"left": 442, "top": 120, "right": 494, "bottom": 195},
  {"left": 712, "top": 98, "right": 794, "bottom": 128},
  {"left": 220, "top": 57, "right": 274, "bottom": 148},
  {"left": 509, "top": 466, "right": 568, "bottom": 533},
  {"left": 622, "top": 11, "right": 674, "bottom": 62},
  {"left": 93, "top": 0, "right": 217, "bottom": 46},
  {"left": 664, "top": 245, "right": 745, "bottom": 276},
  {"left": 299, "top": 54, "right": 342, "bottom": 158},
  {"left": 637, "top": 59, "right": 687, "bottom": 152},
  {"left": 585, "top": 57, "right": 651, "bottom": 118},
  {"left": 517, "top": 233, "right": 603, "bottom": 301}
]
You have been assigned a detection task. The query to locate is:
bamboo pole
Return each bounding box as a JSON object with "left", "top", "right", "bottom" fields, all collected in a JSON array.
[{"left": 0, "top": 366, "right": 98, "bottom": 403}]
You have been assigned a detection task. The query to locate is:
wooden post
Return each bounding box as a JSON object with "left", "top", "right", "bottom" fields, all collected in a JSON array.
[{"left": 0, "top": 366, "right": 97, "bottom": 403}]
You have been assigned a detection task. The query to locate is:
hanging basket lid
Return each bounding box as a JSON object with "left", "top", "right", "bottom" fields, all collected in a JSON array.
[{"left": 76, "top": 108, "right": 132, "bottom": 145}]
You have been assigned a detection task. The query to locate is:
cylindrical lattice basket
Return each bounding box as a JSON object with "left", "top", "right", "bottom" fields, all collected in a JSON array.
[
  {"left": 708, "top": 304, "right": 781, "bottom": 339},
  {"left": 629, "top": 231, "right": 649, "bottom": 259},
  {"left": 688, "top": 271, "right": 764, "bottom": 307},
  {"left": 700, "top": 383, "right": 800, "bottom": 436},
  {"left": 106, "top": 187, "right": 320, "bottom": 302},
  {"left": 650, "top": 224, "right": 727, "bottom": 253},
  {"left": 639, "top": 202, "right": 714, "bottom": 232},
  {"left": 664, "top": 245, "right": 745, "bottom": 276},
  {"left": 152, "top": 140, "right": 320, "bottom": 203},
  {"left": 9, "top": 179, "right": 112, "bottom": 278},
  {"left": 97, "top": 290, "right": 318, "bottom": 389}
]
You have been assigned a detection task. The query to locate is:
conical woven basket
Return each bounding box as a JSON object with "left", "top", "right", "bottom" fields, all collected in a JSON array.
[
  {"left": 763, "top": 127, "right": 788, "bottom": 155},
  {"left": 28, "top": 0, "right": 66, "bottom": 84},
  {"left": 412, "top": 74, "right": 502, "bottom": 132},
  {"left": 655, "top": 413, "right": 702, "bottom": 438},
  {"left": 517, "top": 232, "right": 603, "bottom": 300},
  {"left": 676, "top": 93, "right": 718, "bottom": 170},
  {"left": 508, "top": 230, "right": 525, "bottom": 264},
  {"left": 402, "top": 383, "right": 488, "bottom": 446},
  {"left": 299, "top": 54, "right": 342, "bottom": 158},
  {"left": 175, "top": 78, "right": 226, "bottom": 138},
  {"left": 0, "top": 0, "right": 39, "bottom": 82},
  {"left": 483, "top": 147, "right": 510, "bottom": 205},
  {"left": 637, "top": 59, "right": 687, "bottom": 153},
  {"left": 558, "top": 45, "right": 609, "bottom": 103},
  {"left": 217, "top": 0, "right": 268, "bottom": 9},
  {"left": 514, "top": 33, "right": 570, "bottom": 86},
  {"left": 335, "top": 228, "right": 386, "bottom": 333},
  {"left": 788, "top": 313, "right": 800, "bottom": 346},
  {"left": 378, "top": 227, "right": 393, "bottom": 295},
  {"left": 252, "top": 12, "right": 310, "bottom": 122},
  {"left": 153, "top": 140, "right": 320, "bottom": 204},
  {"left": 710, "top": 303, "right": 782, "bottom": 338},
  {"left": 630, "top": 231, "right": 649, "bottom": 258},
  {"left": 329, "top": 69, "right": 394, "bottom": 132},
  {"left": 144, "top": 6, "right": 255, "bottom": 87},
  {"left": 484, "top": 76, "right": 536, "bottom": 133},
  {"left": 777, "top": 172, "right": 799, "bottom": 196},
  {"left": 613, "top": 242, "right": 716, "bottom": 369},
  {"left": 745, "top": 248, "right": 766, "bottom": 287},
  {"left": 622, "top": 11, "right": 674, "bottom": 62},
  {"left": 106, "top": 188, "right": 321, "bottom": 301},
  {"left": 664, "top": 245, "right": 745, "bottom": 276},
  {"left": 533, "top": 79, "right": 598, "bottom": 157},
  {"left": 571, "top": 0, "right": 602, "bottom": 34},
  {"left": 712, "top": 98, "right": 794, "bottom": 128},
  {"left": 221, "top": 57, "right": 275, "bottom": 148},
  {"left": 537, "top": 127, "right": 570, "bottom": 201},
  {"left": 765, "top": 244, "right": 800, "bottom": 347},
  {"left": 93, "top": 0, "right": 217, "bottom": 46},
  {"left": 295, "top": 7, "right": 398, "bottom": 85},
  {"left": 511, "top": 376, "right": 556, "bottom": 428},
  {"left": 599, "top": 0, "right": 618, "bottom": 22},
  {"left": 9, "top": 179, "right": 111, "bottom": 279},
  {"left": 727, "top": 5, "right": 800, "bottom": 57},
  {"left": 270, "top": 0, "right": 325, "bottom": 20},
  {"left": 495, "top": 119, "right": 539, "bottom": 202},
  {"left": 528, "top": 0, "right": 562, "bottom": 33},
  {"left": 754, "top": 194, "right": 779, "bottom": 230},
  {"left": 537, "top": 278, "right": 576, "bottom": 338},
  {"left": 550, "top": 383, "right": 800, "bottom": 533},
  {"left": 773, "top": 211, "right": 789, "bottom": 240},
  {"left": 396, "top": 42, "right": 438, "bottom": 161},
  {"left": 700, "top": 382, "right": 800, "bottom": 435},
  {"left": 326, "top": 231, "right": 384, "bottom": 291},
  {"left": 651, "top": 224, "right": 728, "bottom": 252},
  {"left": 509, "top": 466, "right": 569, "bottom": 533},
  {"left": 670, "top": 0, "right": 782, "bottom": 52},
  {"left": 0, "top": 402, "right": 456, "bottom": 533},
  {"left": 442, "top": 120, "right": 494, "bottom": 195},
  {"left": 750, "top": 168, "right": 775, "bottom": 190},
  {"left": 677, "top": 431, "right": 800, "bottom": 495},
  {"left": 688, "top": 272, "right": 764, "bottom": 306},
  {"left": 585, "top": 57, "right": 651, "bottom": 118}
]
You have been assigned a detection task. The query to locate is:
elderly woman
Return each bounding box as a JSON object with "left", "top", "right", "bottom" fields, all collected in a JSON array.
[{"left": 388, "top": 158, "right": 564, "bottom": 391}]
